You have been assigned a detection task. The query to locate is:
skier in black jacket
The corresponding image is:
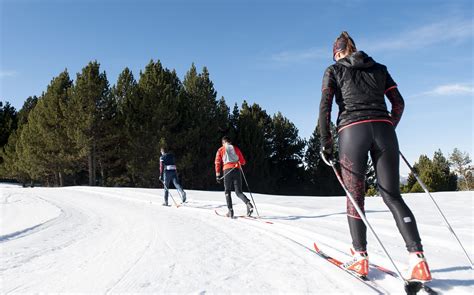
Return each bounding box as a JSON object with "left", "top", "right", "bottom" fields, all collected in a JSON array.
[
  {"left": 318, "top": 31, "right": 431, "bottom": 281},
  {"left": 160, "top": 147, "right": 186, "bottom": 206}
]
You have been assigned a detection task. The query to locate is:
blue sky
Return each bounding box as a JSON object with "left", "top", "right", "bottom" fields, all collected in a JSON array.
[{"left": 1, "top": 0, "right": 473, "bottom": 175}]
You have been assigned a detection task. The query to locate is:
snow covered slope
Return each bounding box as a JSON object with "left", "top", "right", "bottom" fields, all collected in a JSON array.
[{"left": 1, "top": 184, "right": 472, "bottom": 294}]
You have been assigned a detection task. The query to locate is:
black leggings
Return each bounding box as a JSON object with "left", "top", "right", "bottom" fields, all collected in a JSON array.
[
  {"left": 223, "top": 168, "right": 250, "bottom": 210},
  {"left": 338, "top": 121, "right": 422, "bottom": 252}
]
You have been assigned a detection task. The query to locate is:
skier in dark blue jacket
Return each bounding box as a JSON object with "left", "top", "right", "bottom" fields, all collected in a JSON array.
[{"left": 160, "top": 147, "right": 186, "bottom": 206}]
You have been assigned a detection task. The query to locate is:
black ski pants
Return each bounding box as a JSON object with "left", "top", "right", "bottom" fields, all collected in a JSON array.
[
  {"left": 338, "top": 121, "right": 423, "bottom": 253},
  {"left": 223, "top": 168, "right": 250, "bottom": 210}
]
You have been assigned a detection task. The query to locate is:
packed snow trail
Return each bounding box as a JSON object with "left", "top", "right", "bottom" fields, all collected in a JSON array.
[{"left": 0, "top": 184, "right": 472, "bottom": 294}]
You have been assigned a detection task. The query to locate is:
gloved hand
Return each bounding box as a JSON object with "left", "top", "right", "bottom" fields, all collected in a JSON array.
[
  {"left": 159, "top": 175, "right": 163, "bottom": 182},
  {"left": 321, "top": 141, "right": 334, "bottom": 162},
  {"left": 216, "top": 174, "right": 222, "bottom": 184}
]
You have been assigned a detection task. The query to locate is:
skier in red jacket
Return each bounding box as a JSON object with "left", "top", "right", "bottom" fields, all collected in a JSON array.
[{"left": 215, "top": 136, "right": 254, "bottom": 218}]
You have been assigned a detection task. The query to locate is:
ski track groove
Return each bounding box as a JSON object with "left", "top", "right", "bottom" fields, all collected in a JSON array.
[
  {"left": 99, "top": 192, "right": 447, "bottom": 294},
  {"left": 231, "top": 215, "right": 390, "bottom": 294},
  {"left": 1, "top": 191, "right": 104, "bottom": 293},
  {"left": 188, "top": 203, "right": 387, "bottom": 294},
  {"left": 105, "top": 224, "right": 157, "bottom": 294}
]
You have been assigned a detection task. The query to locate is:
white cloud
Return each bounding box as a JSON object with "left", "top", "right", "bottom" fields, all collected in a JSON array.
[
  {"left": 0, "top": 70, "right": 17, "bottom": 78},
  {"left": 362, "top": 19, "right": 474, "bottom": 52},
  {"left": 270, "top": 17, "right": 473, "bottom": 63},
  {"left": 270, "top": 47, "right": 327, "bottom": 63},
  {"left": 416, "top": 83, "right": 474, "bottom": 97}
]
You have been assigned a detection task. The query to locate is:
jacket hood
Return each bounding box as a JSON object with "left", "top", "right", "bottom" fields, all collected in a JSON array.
[{"left": 337, "top": 51, "right": 375, "bottom": 69}]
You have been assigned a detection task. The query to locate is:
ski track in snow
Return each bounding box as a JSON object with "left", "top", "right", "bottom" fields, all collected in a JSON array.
[{"left": 0, "top": 184, "right": 472, "bottom": 294}]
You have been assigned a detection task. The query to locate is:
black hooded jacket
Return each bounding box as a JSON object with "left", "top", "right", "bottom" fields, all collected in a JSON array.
[{"left": 318, "top": 51, "right": 404, "bottom": 147}]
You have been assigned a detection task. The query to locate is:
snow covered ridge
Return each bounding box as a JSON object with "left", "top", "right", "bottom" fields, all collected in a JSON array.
[{"left": 0, "top": 186, "right": 472, "bottom": 294}]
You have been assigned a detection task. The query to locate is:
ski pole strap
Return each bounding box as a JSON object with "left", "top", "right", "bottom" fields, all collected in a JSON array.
[{"left": 320, "top": 151, "right": 335, "bottom": 167}]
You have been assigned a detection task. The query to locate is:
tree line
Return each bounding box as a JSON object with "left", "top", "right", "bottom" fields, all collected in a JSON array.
[
  {"left": 0, "top": 60, "right": 340, "bottom": 195},
  {"left": 401, "top": 149, "right": 472, "bottom": 193},
  {"left": 0, "top": 60, "right": 472, "bottom": 194}
]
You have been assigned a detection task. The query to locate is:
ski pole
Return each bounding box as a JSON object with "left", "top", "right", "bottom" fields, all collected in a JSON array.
[
  {"left": 321, "top": 152, "right": 409, "bottom": 286},
  {"left": 160, "top": 179, "right": 180, "bottom": 208},
  {"left": 239, "top": 166, "right": 260, "bottom": 218},
  {"left": 217, "top": 167, "right": 237, "bottom": 181},
  {"left": 400, "top": 151, "right": 473, "bottom": 269}
]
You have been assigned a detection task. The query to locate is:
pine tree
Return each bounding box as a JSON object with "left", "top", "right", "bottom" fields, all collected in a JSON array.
[
  {"left": 109, "top": 67, "right": 139, "bottom": 185},
  {"left": 269, "top": 112, "right": 306, "bottom": 194},
  {"left": 96, "top": 83, "right": 120, "bottom": 186},
  {"left": 235, "top": 101, "right": 273, "bottom": 192},
  {"left": 15, "top": 110, "right": 49, "bottom": 183},
  {"left": 405, "top": 151, "right": 457, "bottom": 193},
  {"left": 67, "top": 61, "right": 110, "bottom": 186},
  {"left": 216, "top": 96, "right": 231, "bottom": 139},
  {"left": 181, "top": 64, "right": 221, "bottom": 189},
  {"left": 0, "top": 130, "right": 20, "bottom": 179},
  {"left": 0, "top": 97, "right": 38, "bottom": 181},
  {"left": 449, "top": 148, "right": 473, "bottom": 190},
  {"left": 38, "top": 70, "right": 74, "bottom": 185},
  {"left": 10, "top": 71, "right": 75, "bottom": 186},
  {"left": 432, "top": 149, "right": 457, "bottom": 191},
  {"left": 304, "top": 123, "right": 343, "bottom": 195},
  {"left": 228, "top": 103, "right": 240, "bottom": 140},
  {"left": 124, "top": 60, "right": 183, "bottom": 187},
  {"left": 0, "top": 101, "right": 18, "bottom": 150},
  {"left": 17, "top": 96, "right": 38, "bottom": 127}
]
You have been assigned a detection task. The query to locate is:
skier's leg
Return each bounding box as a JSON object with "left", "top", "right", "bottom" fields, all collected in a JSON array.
[
  {"left": 223, "top": 169, "right": 233, "bottom": 211},
  {"left": 234, "top": 170, "right": 253, "bottom": 216},
  {"left": 163, "top": 172, "right": 171, "bottom": 205},
  {"left": 372, "top": 123, "right": 422, "bottom": 252},
  {"left": 172, "top": 174, "right": 186, "bottom": 202},
  {"left": 339, "top": 123, "right": 372, "bottom": 252},
  {"left": 234, "top": 170, "right": 250, "bottom": 204}
]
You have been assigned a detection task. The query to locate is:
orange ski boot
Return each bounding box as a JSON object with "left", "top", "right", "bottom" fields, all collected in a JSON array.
[
  {"left": 407, "top": 252, "right": 432, "bottom": 282},
  {"left": 343, "top": 250, "right": 369, "bottom": 277}
]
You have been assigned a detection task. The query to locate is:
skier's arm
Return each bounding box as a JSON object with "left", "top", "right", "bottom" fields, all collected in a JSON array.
[
  {"left": 385, "top": 88, "right": 404, "bottom": 128},
  {"left": 384, "top": 71, "right": 405, "bottom": 128},
  {"left": 215, "top": 149, "right": 223, "bottom": 175},
  {"left": 319, "top": 67, "right": 336, "bottom": 150},
  {"left": 159, "top": 158, "right": 164, "bottom": 179}
]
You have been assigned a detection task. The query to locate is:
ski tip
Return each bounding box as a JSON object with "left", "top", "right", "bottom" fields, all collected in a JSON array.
[{"left": 313, "top": 242, "right": 320, "bottom": 252}]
